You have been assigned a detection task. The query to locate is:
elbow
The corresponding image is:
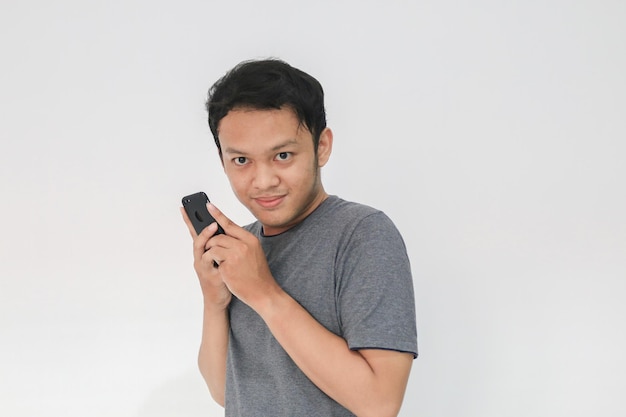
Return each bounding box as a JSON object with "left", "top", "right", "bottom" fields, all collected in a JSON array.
[
  {"left": 210, "top": 390, "right": 225, "bottom": 408},
  {"left": 200, "top": 366, "right": 226, "bottom": 407},
  {"left": 206, "top": 379, "right": 225, "bottom": 408},
  {"left": 198, "top": 356, "right": 225, "bottom": 407}
]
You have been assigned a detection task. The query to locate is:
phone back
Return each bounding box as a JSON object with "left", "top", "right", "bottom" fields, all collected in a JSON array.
[{"left": 182, "top": 192, "right": 224, "bottom": 235}]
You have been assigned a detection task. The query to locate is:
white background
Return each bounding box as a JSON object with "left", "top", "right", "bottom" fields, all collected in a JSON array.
[{"left": 1, "top": 1, "right": 625, "bottom": 416}]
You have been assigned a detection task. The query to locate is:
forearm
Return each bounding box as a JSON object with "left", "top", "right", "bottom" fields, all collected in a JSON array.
[
  {"left": 257, "top": 288, "right": 411, "bottom": 417},
  {"left": 198, "top": 304, "right": 230, "bottom": 407}
]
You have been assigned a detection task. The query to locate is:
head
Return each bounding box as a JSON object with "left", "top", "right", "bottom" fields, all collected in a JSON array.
[
  {"left": 206, "top": 59, "right": 327, "bottom": 158},
  {"left": 205, "top": 59, "right": 333, "bottom": 235}
]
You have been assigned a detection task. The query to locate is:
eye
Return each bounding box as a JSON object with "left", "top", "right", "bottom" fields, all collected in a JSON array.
[
  {"left": 276, "top": 152, "right": 291, "bottom": 161},
  {"left": 233, "top": 156, "right": 248, "bottom": 166}
]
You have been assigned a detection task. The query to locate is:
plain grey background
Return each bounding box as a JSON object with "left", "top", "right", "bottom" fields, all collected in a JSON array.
[{"left": 1, "top": 0, "right": 625, "bottom": 416}]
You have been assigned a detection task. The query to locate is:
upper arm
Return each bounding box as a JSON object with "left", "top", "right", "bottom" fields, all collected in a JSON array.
[
  {"left": 337, "top": 212, "right": 418, "bottom": 357},
  {"left": 357, "top": 349, "right": 414, "bottom": 417}
]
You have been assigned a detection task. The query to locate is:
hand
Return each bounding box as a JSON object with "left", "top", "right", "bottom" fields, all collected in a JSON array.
[
  {"left": 204, "top": 203, "right": 280, "bottom": 311},
  {"left": 181, "top": 207, "right": 232, "bottom": 310}
]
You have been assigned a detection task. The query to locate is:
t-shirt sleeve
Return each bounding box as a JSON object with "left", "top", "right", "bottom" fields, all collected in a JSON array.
[{"left": 336, "top": 211, "right": 418, "bottom": 358}]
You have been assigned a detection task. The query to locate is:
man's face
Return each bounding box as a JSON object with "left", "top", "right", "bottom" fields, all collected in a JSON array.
[{"left": 218, "top": 107, "right": 332, "bottom": 236}]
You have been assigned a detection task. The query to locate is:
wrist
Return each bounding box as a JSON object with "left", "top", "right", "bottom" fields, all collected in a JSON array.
[
  {"left": 255, "top": 284, "right": 291, "bottom": 323},
  {"left": 199, "top": 280, "right": 232, "bottom": 312},
  {"left": 203, "top": 296, "right": 231, "bottom": 314}
]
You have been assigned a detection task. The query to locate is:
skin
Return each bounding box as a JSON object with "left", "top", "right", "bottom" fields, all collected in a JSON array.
[{"left": 181, "top": 108, "right": 413, "bottom": 417}]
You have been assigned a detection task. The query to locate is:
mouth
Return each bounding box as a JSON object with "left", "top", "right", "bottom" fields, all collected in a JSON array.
[{"left": 253, "top": 195, "right": 285, "bottom": 209}]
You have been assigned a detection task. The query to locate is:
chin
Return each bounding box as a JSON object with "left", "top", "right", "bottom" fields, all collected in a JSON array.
[{"left": 258, "top": 211, "right": 295, "bottom": 230}]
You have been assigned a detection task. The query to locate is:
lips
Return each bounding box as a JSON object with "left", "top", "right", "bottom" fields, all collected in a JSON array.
[{"left": 254, "top": 195, "right": 285, "bottom": 209}]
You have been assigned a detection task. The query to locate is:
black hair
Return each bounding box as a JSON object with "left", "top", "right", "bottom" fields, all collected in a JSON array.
[{"left": 206, "top": 58, "right": 327, "bottom": 156}]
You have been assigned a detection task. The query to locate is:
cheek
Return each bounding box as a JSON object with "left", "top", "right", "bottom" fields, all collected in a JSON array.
[
  {"left": 287, "top": 163, "right": 316, "bottom": 188},
  {"left": 225, "top": 171, "right": 247, "bottom": 195}
]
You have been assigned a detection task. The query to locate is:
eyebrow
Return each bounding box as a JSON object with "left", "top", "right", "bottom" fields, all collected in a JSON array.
[
  {"left": 270, "top": 138, "right": 299, "bottom": 151},
  {"left": 223, "top": 138, "right": 299, "bottom": 155}
]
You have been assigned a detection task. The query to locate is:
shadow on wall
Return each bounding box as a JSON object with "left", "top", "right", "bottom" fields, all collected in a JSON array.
[{"left": 137, "top": 369, "right": 223, "bottom": 417}]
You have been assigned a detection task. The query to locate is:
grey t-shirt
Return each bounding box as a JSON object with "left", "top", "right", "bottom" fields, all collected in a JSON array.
[{"left": 225, "top": 195, "right": 418, "bottom": 416}]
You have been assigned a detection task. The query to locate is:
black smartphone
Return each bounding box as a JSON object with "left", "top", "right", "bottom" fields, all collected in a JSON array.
[{"left": 181, "top": 192, "right": 225, "bottom": 235}]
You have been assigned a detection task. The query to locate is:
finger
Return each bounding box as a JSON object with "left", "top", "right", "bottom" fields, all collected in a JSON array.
[
  {"left": 203, "top": 246, "right": 223, "bottom": 269},
  {"left": 194, "top": 223, "right": 219, "bottom": 259},
  {"left": 207, "top": 203, "right": 245, "bottom": 238},
  {"left": 200, "top": 223, "right": 220, "bottom": 250},
  {"left": 180, "top": 207, "right": 197, "bottom": 238}
]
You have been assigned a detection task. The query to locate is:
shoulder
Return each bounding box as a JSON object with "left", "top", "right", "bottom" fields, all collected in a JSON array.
[
  {"left": 323, "top": 195, "right": 379, "bottom": 216},
  {"left": 323, "top": 196, "right": 402, "bottom": 237},
  {"left": 319, "top": 195, "right": 388, "bottom": 228},
  {"left": 309, "top": 196, "right": 408, "bottom": 260}
]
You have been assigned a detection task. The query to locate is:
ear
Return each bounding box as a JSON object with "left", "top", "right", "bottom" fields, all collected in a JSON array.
[{"left": 316, "top": 128, "right": 333, "bottom": 167}]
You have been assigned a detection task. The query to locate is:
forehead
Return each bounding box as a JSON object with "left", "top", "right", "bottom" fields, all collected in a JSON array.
[{"left": 218, "top": 107, "right": 310, "bottom": 151}]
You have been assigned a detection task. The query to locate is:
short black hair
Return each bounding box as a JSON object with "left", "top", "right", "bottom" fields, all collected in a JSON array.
[{"left": 206, "top": 59, "right": 327, "bottom": 156}]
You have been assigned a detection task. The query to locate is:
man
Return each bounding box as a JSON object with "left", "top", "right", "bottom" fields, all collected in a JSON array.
[{"left": 181, "top": 59, "right": 417, "bottom": 417}]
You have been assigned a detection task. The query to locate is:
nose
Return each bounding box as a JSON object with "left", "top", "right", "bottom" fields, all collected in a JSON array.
[{"left": 251, "top": 163, "right": 280, "bottom": 190}]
